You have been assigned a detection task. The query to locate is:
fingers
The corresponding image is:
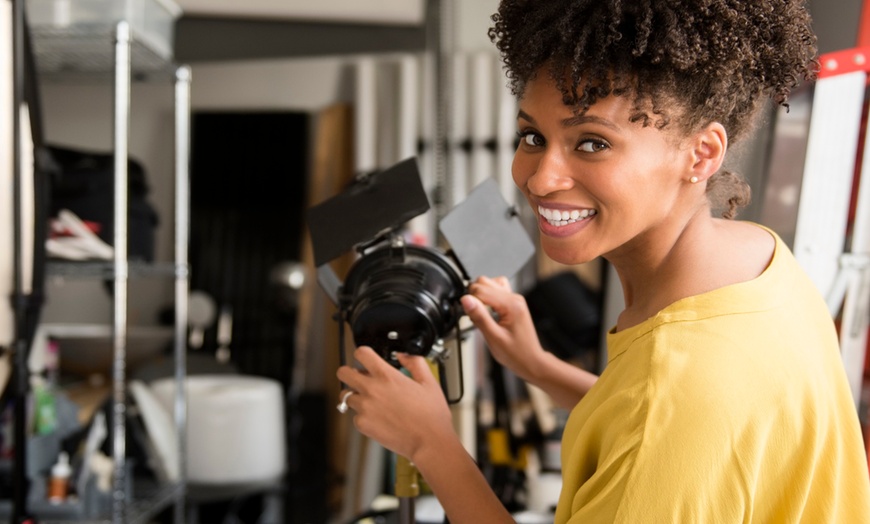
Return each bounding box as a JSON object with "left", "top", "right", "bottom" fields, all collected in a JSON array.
[
  {"left": 461, "top": 294, "right": 501, "bottom": 334},
  {"left": 465, "top": 276, "right": 526, "bottom": 327},
  {"left": 468, "top": 276, "right": 514, "bottom": 308},
  {"left": 356, "top": 346, "right": 436, "bottom": 387},
  {"left": 337, "top": 346, "right": 434, "bottom": 391},
  {"left": 336, "top": 346, "right": 377, "bottom": 391},
  {"left": 473, "top": 275, "right": 511, "bottom": 291},
  {"left": 352, "top": 345, "right": 385, "bottom": 374},
  {"left": 492, "top": 276, "right": 512, "bottom": 289}
]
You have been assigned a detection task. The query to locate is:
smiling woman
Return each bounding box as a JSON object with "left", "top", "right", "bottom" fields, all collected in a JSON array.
[
  {"left": 335, "top": 1, "right": 870, "bottom": 523},
  {"left": 512, "top": 79, "right": 706, "bottom": 269}
]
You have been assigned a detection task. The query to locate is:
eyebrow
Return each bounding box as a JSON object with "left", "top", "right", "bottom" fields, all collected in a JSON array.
[{"left": 517, "top": 109, "right": 621, "bottom": 132}]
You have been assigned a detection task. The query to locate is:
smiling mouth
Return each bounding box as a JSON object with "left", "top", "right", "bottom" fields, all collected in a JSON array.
[{"left": 538, "top": 205, "right": 598, "bottom": 226}]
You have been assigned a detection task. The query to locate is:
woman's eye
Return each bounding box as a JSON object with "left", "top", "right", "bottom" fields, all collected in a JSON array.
[
  {"left": 518, "top": 131, "right": 544, "bottom": 147},
  {"left": 577, "top": 138, "right": 609, "bottom": 153}
]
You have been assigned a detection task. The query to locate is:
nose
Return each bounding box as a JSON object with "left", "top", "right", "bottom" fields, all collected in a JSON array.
[{"left": 514, "top": 149, "right": 575, "bottom": 197}]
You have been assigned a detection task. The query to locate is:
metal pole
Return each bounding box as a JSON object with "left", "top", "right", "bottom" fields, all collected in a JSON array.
[
  {"left": 395, "top": 455, "right": 420, "bottom": 524},
  {"left": 173, "top": 64, "right": 192, "bottom": 524},
  {"left": 112, "top": 20, "right": 132, "bottom": 524},
  {"left": 10, "top": 0, "right": 30, "bottom": 518},
  {"left": 428, "top": 0, "right": 454, "bottom": 221}
]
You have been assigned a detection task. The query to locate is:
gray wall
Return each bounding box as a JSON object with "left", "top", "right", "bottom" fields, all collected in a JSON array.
[{"left": 810, "top": 0, "right": 863, "bottom": 55}]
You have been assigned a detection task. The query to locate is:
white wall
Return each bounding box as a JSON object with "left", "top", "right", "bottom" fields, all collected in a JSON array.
[
  {"left": 456, "top": 0, "right": 500, "bottom": 52},
  {"left": 191, "top": 56, "right": 351, "bottom": 110}
]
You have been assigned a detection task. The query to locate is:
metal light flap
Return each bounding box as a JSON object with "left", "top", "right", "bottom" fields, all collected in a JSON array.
[
  {"left": 306, "top": 157, "right": 429, "bottom": 267},
  {"left": 439, "top": 177, "right": 535, "bottom": 281}
]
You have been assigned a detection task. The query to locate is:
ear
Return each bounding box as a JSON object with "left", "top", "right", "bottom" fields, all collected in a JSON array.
[{"left": 688, "top": 122, "right": 727, "bottom": 183}]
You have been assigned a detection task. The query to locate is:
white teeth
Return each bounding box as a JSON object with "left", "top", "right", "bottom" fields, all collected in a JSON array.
[{"left": 538, "top": 205, "right": 597, "bottom": 226}]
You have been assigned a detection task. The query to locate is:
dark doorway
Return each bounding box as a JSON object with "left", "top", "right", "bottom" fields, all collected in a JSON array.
[
  {"left": 187, "top": 111, "right": 326, "bottom": 524},
  {"left": 189, "top": 110, "right": 308, "bottom": 382}
]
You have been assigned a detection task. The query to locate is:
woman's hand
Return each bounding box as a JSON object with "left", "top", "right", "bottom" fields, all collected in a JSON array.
[
  {"left": 462, "top": 275, "right": 598, "bottom": 408},
  {"left": 336, "top": 346, "right": 458, "bottom": 462},
  {"left": 337, "top": 347, "right": 516, "bottom": 524},
  {"left": 461, "top": 276, "right": 548, "bottom": 383}
]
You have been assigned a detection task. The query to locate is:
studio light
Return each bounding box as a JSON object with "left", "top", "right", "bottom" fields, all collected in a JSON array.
[{"left": 307, "top": 157, "right": 534, "bottom": 401}]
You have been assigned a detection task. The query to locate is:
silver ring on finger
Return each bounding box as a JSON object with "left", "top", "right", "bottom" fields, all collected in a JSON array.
[{"left": 337, "top": 390, "right": 355, "bottom": 414}]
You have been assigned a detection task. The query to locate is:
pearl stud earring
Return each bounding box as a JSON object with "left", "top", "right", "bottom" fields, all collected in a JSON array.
[{"left": 690, "top": 176, "right": 699, "bottom": 184}]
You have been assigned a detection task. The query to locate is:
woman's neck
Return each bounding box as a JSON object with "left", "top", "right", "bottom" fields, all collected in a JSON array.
[{"left": 610, "top": 216, "right": 774, "bottom": 332}]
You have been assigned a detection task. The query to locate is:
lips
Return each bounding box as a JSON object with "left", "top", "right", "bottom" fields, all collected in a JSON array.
[{"left": 537, "top": 205, "right": 598, "bottom": 227}]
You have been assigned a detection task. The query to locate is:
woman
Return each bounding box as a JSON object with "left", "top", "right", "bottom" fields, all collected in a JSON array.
[{"left": 337, "top": 1, "right": 870, "bottom": 522}]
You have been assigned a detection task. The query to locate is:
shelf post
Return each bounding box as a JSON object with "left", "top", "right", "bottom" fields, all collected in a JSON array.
[
  {"left": 111, "top": 19, "right": 132, "bottom": 524},
  {"left": 173, "top": 63, "right": 192, "bottom": 524},
  {"left": 10, "top": 0, "right": 31, "bottom": 520}
]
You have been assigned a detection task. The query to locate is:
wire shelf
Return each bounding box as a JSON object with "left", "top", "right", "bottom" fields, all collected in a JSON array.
[
  {"left": 47, "top": 260, "right": 182, "bottom": 279},
  {"left": 35, "top": 481, "right": 184, "bottom": 524},
  {"left": 32, "top": 26, "right": 174, "bottom": 78}
]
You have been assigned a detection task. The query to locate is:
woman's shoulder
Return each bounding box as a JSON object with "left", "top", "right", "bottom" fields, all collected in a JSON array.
[{"left": 713, "top": 219, "right": 777, "bottom": 280}]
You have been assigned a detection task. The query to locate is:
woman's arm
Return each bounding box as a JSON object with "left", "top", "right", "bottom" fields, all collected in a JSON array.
[
  {"left": 412, "top": 431, "right": 515, "bottom": 524},
  {"left": 337, "top": 347, "right": 515, "bottom": 524},
  {"left": 462, "top": 276, "right": 598, "bottom": 409}
]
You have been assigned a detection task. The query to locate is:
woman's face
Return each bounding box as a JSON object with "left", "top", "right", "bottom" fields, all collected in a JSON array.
[{"left": 513, "top": 75, "right": 698, "bottom": 266}]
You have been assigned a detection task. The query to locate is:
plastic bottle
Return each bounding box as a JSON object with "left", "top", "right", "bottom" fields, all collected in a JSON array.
[
  {"left": 48, "top": 451, "right": 72, "bottom": 503},
  {"left": 32, "top": 376, "right": 57, "bottom": 436}
]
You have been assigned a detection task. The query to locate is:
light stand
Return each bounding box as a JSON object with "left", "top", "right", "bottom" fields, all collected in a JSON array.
[
  {"left": 395, "top": 455, "right": 420, "bottom": 524},
  {"left": 394, "top": 357, "right": 441, "bottom": 524}
]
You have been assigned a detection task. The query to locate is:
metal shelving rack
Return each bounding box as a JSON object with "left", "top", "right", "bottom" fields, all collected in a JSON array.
[{"left": 18, "top": 2, "right": 191, "bottom": 521}]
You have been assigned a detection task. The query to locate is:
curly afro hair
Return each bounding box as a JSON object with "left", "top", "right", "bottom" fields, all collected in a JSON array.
[{"left": 488, "top": 0, "right": 819, "bottom": 218}]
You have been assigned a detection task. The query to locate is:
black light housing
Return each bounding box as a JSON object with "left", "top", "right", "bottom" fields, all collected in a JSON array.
[
  {"left": 306, "top": 157, "right": 535, "bottom": 402},
  {"left": 342, "top": 241, "right": 466, "bottom": 361}
]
